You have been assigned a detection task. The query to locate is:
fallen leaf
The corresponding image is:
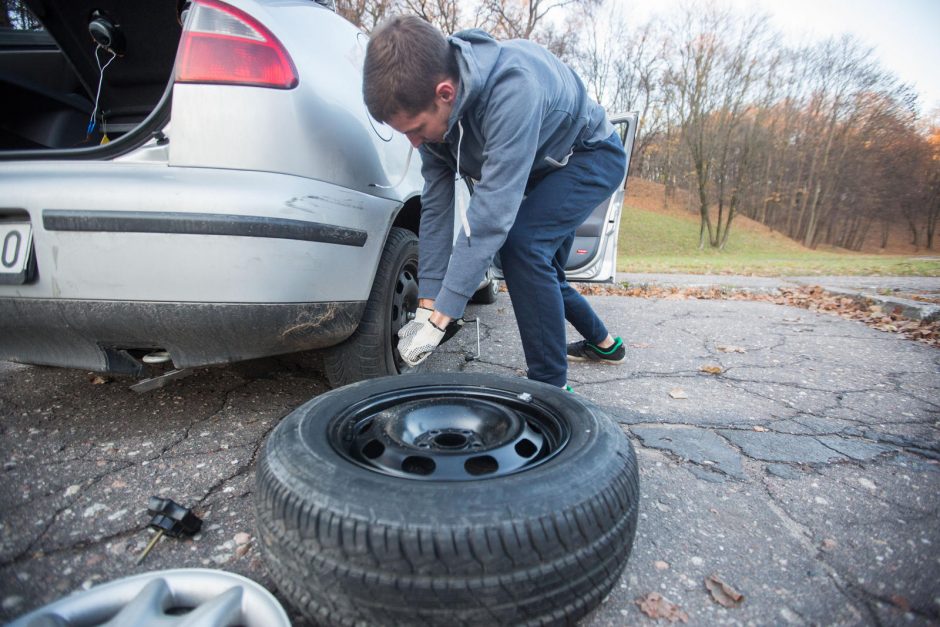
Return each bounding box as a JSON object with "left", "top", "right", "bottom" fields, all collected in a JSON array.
[
  {"left": 235, "top": 544, "right": 250, "bottom": 558},
  {"left": 717, "top": 345, "right": 746, "bottom": 353},
  {"left": 700, "top": 365, "right": 723, "bottom": 375},
  {"left": 654, "top": 560, "right": 670, "bottom": 570},
  {"left": 890, "top": 594, "right": 911, "bottom": 612},
  {"left": 669, "top": 388, "right": 688, "bottom": 399},
  {"left": 753, "top": 426, "right": 768, "bottom": 432},
  {"left": 635, "top": 592, "right": 689, "bottom": 622},
  {"left": 88, "top": 374, "right": 110, "bottom": 385},
  {"left": 704, "top": 574, "right": 744, "bottom": 608},
  {"left": 234, "top": 532, "right": 251, "bottom": 546}
]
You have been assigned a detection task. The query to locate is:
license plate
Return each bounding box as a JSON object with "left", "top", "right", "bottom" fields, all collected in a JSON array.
[{"left": 0, "top": 223, "right": 33, "bottom": 285}]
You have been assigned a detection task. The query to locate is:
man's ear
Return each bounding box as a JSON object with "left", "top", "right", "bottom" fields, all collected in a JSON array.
[{"left": 435, "top": 78, "right": 457, "bottom": 104}]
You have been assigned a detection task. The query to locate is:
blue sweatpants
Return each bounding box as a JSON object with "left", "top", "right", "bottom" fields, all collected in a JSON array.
[{"left": 498, "top": 131, "right": 627, "bottom": 386}]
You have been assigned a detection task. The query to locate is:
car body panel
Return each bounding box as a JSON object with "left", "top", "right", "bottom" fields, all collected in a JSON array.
[
  {"left": 169, "top": 1, "right": 422, "bottom": 200},
  {"left": 0, "top": 162, "right": 398, "bottom": 303},
  {"left": 0, "top": 298, "right": 364, "bottom": 374}
]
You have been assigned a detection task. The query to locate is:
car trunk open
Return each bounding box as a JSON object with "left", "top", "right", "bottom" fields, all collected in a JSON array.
[{"left": 0, "top": 0, "right": 181, "bottom": 156}]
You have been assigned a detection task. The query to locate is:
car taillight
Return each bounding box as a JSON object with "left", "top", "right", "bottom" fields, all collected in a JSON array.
[{"left": 175, "top": 0, "right": 298, "bottom": 89}]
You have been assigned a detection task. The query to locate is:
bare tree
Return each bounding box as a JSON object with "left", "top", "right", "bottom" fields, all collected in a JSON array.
[
  {"left": 481, "top": 0, "right": 585, "bottom": 39},
  {"left": 574, "top": 5, "right": 666, "bottom": 162},
  {"left": 335, "top": 0, "right": 399, "bottom": 32},
  {"left": 664, "top": 4, "right": 773, "bottom": 249},
  {"left": 476, "top": 0, "right": 597, "bottom": 57},
  {"left": 398, "top": 0, "right": 465, "bottom": 34},
  {"left": 924, "top": 114, "right": 940, "bottom": 249}
]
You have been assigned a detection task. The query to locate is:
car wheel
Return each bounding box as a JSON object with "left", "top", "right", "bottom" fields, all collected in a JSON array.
[
  {"left": 470, "top": 273, "right": 500, "bottom": 305},
  {"left": 323, "top": 227, "right": 418, "bottom": 387},
  {"left": 6, "top": 569, "right": 290, "bottom": 627},
  {"left": 255, "top": 373, "right": 640, "bottom": 626}
]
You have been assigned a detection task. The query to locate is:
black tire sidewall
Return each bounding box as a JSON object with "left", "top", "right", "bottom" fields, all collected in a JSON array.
[
  {"left": 376, "top": 230, "right": 418, "bottom": 375},
  {"left": 323, "top": 228, "right": 418, "bottom": 385},
  {"left": 262, "top": 373, "right": 631, "bottom": 527}
]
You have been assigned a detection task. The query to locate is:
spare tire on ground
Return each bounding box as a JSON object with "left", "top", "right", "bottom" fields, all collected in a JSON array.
[{"left": 255, "top": 373, "right": 640, "bottom": 626}]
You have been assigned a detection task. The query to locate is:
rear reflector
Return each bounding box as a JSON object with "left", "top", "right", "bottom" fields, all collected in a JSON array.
[{"left": 176, "top": 0, "right": 298, "bottom": 89}]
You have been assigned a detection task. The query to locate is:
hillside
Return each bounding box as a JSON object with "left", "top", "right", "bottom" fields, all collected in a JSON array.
[{"left": 618, "top": 179, "right": 940, "bottom": 276}]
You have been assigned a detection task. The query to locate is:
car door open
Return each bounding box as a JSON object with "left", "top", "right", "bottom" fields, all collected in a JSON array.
[{"left": 491, "top": 111, "right": 638, "bottom": 283}]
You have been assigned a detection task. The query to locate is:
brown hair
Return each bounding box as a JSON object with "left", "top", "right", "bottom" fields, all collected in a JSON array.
[{"left": 363, "top": 15, "right": 458, "bottom": 122}]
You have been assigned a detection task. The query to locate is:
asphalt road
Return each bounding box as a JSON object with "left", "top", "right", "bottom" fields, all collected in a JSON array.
[{"left": 1, "top": 288, "right": 938, "bottom": 625}]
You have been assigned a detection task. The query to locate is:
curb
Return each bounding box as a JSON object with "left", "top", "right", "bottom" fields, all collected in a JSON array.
[{"left": 822, "top": 288, "right": 940, "bottom": 323}]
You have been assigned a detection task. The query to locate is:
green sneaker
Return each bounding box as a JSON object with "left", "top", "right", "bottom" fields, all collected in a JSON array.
[{"left": 566, "top": 336, "right": 626, "bottom": 364}]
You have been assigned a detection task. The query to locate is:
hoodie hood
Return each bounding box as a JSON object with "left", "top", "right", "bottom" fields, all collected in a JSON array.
[{"left": 445, "top": 30, "right": 501, "bottom": 139}]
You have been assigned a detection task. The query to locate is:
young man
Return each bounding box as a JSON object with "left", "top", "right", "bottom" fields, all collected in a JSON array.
[{"left": 363, "top": 15, "right": 627, "bottom": 389}]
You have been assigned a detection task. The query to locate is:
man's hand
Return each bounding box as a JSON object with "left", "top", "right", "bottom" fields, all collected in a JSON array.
[
  {"left": 397, "top": 318, "right": 445, "bottom": 366},
  {"left": 398, "top": 306, "right": 432, "bottom": 342}
]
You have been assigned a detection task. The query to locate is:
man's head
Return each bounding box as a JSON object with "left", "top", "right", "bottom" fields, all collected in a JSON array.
[{"left": 363, "top": 15, "right": 459, "bottom": 146}]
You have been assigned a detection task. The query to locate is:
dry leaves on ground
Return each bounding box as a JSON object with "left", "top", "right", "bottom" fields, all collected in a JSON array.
[
  {"left": 635, "top": 592, "right": 689, "bottom": 622},
  {"left": 704, "top": 574, "right": 744, "bottom": 608},
  {"left": 699, "top": 364, "right": 723, "bottom": 375},
  {"left": 576, "top": 284, "right": 940, "bottom": 348}
]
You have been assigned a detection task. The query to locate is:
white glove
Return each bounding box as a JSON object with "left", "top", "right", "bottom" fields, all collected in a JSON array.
[
  {"left": 398, "top": 307, "right": 432, "bottom": 342},
  {"left": 397, "top": 319, "right": 445, "bottom": 366}
]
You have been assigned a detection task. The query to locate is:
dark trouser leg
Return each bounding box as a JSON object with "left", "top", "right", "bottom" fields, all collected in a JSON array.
[
  {"left": 499, "top": 133, "right": 627, "bottom": 386},
  {"left": 554, "top": 233, "right": 609, "bottom": 345}
]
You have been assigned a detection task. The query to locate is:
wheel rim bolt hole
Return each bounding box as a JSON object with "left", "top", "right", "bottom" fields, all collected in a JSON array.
[
  {"left": 465, "top": 455, "right": 498, "bottom": 476},
  {"left": 361, "top": 440, "right": 385, "bottom": 460},
  {"left": 402, "top": 456, "right": 435, "bottom": 475},
  {"left": 514, "top": 438, "right": 538, "bottom": 458}
]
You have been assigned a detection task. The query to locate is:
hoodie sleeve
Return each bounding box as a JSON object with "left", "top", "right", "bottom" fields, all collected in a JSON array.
[
  {"left": 415, "top": 145, "right": 456, "bottom": 301},
  {"left": 433, "top": 67, "right": 543, "bottom": 319}
]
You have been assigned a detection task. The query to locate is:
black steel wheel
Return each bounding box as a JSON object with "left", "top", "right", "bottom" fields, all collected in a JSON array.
[
  {"left": 323, "top": 227, "right": 419, "bottom": 387},
  {"left": 255, "top": 373, "right": 640, "bottom": 626}
]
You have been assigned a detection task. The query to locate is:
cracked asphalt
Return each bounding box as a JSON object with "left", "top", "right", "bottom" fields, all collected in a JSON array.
[{"left": 2, "top": 288, "right": 939, "bottom": 625}]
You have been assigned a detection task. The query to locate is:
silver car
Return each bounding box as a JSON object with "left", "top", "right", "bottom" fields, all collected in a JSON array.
[{"left": 0, "top": 0, "right": 635, "bottom": 387}]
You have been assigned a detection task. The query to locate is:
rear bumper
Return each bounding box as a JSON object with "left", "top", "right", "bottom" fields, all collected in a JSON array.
[{"left": 0, "top": 298, "right": 365, "bottom": 373}]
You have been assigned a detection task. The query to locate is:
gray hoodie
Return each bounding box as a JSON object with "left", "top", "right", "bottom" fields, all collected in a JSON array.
[{"left": 417, "top": 29, "right": 614, "bottom": 319}]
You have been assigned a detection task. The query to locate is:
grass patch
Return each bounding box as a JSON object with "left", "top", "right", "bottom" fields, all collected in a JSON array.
[{"left": 617, "top": 205, "right": 940, "bottom": 276}]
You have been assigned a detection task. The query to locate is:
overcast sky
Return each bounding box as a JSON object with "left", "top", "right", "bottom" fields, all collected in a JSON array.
[{"left": 626, "top": 0, "right": 940, "bottom": 115}]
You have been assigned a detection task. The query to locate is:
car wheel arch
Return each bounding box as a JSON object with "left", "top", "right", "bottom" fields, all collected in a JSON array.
[{"left": 391, "top": 194, "right": 421, "bottom": 237}]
